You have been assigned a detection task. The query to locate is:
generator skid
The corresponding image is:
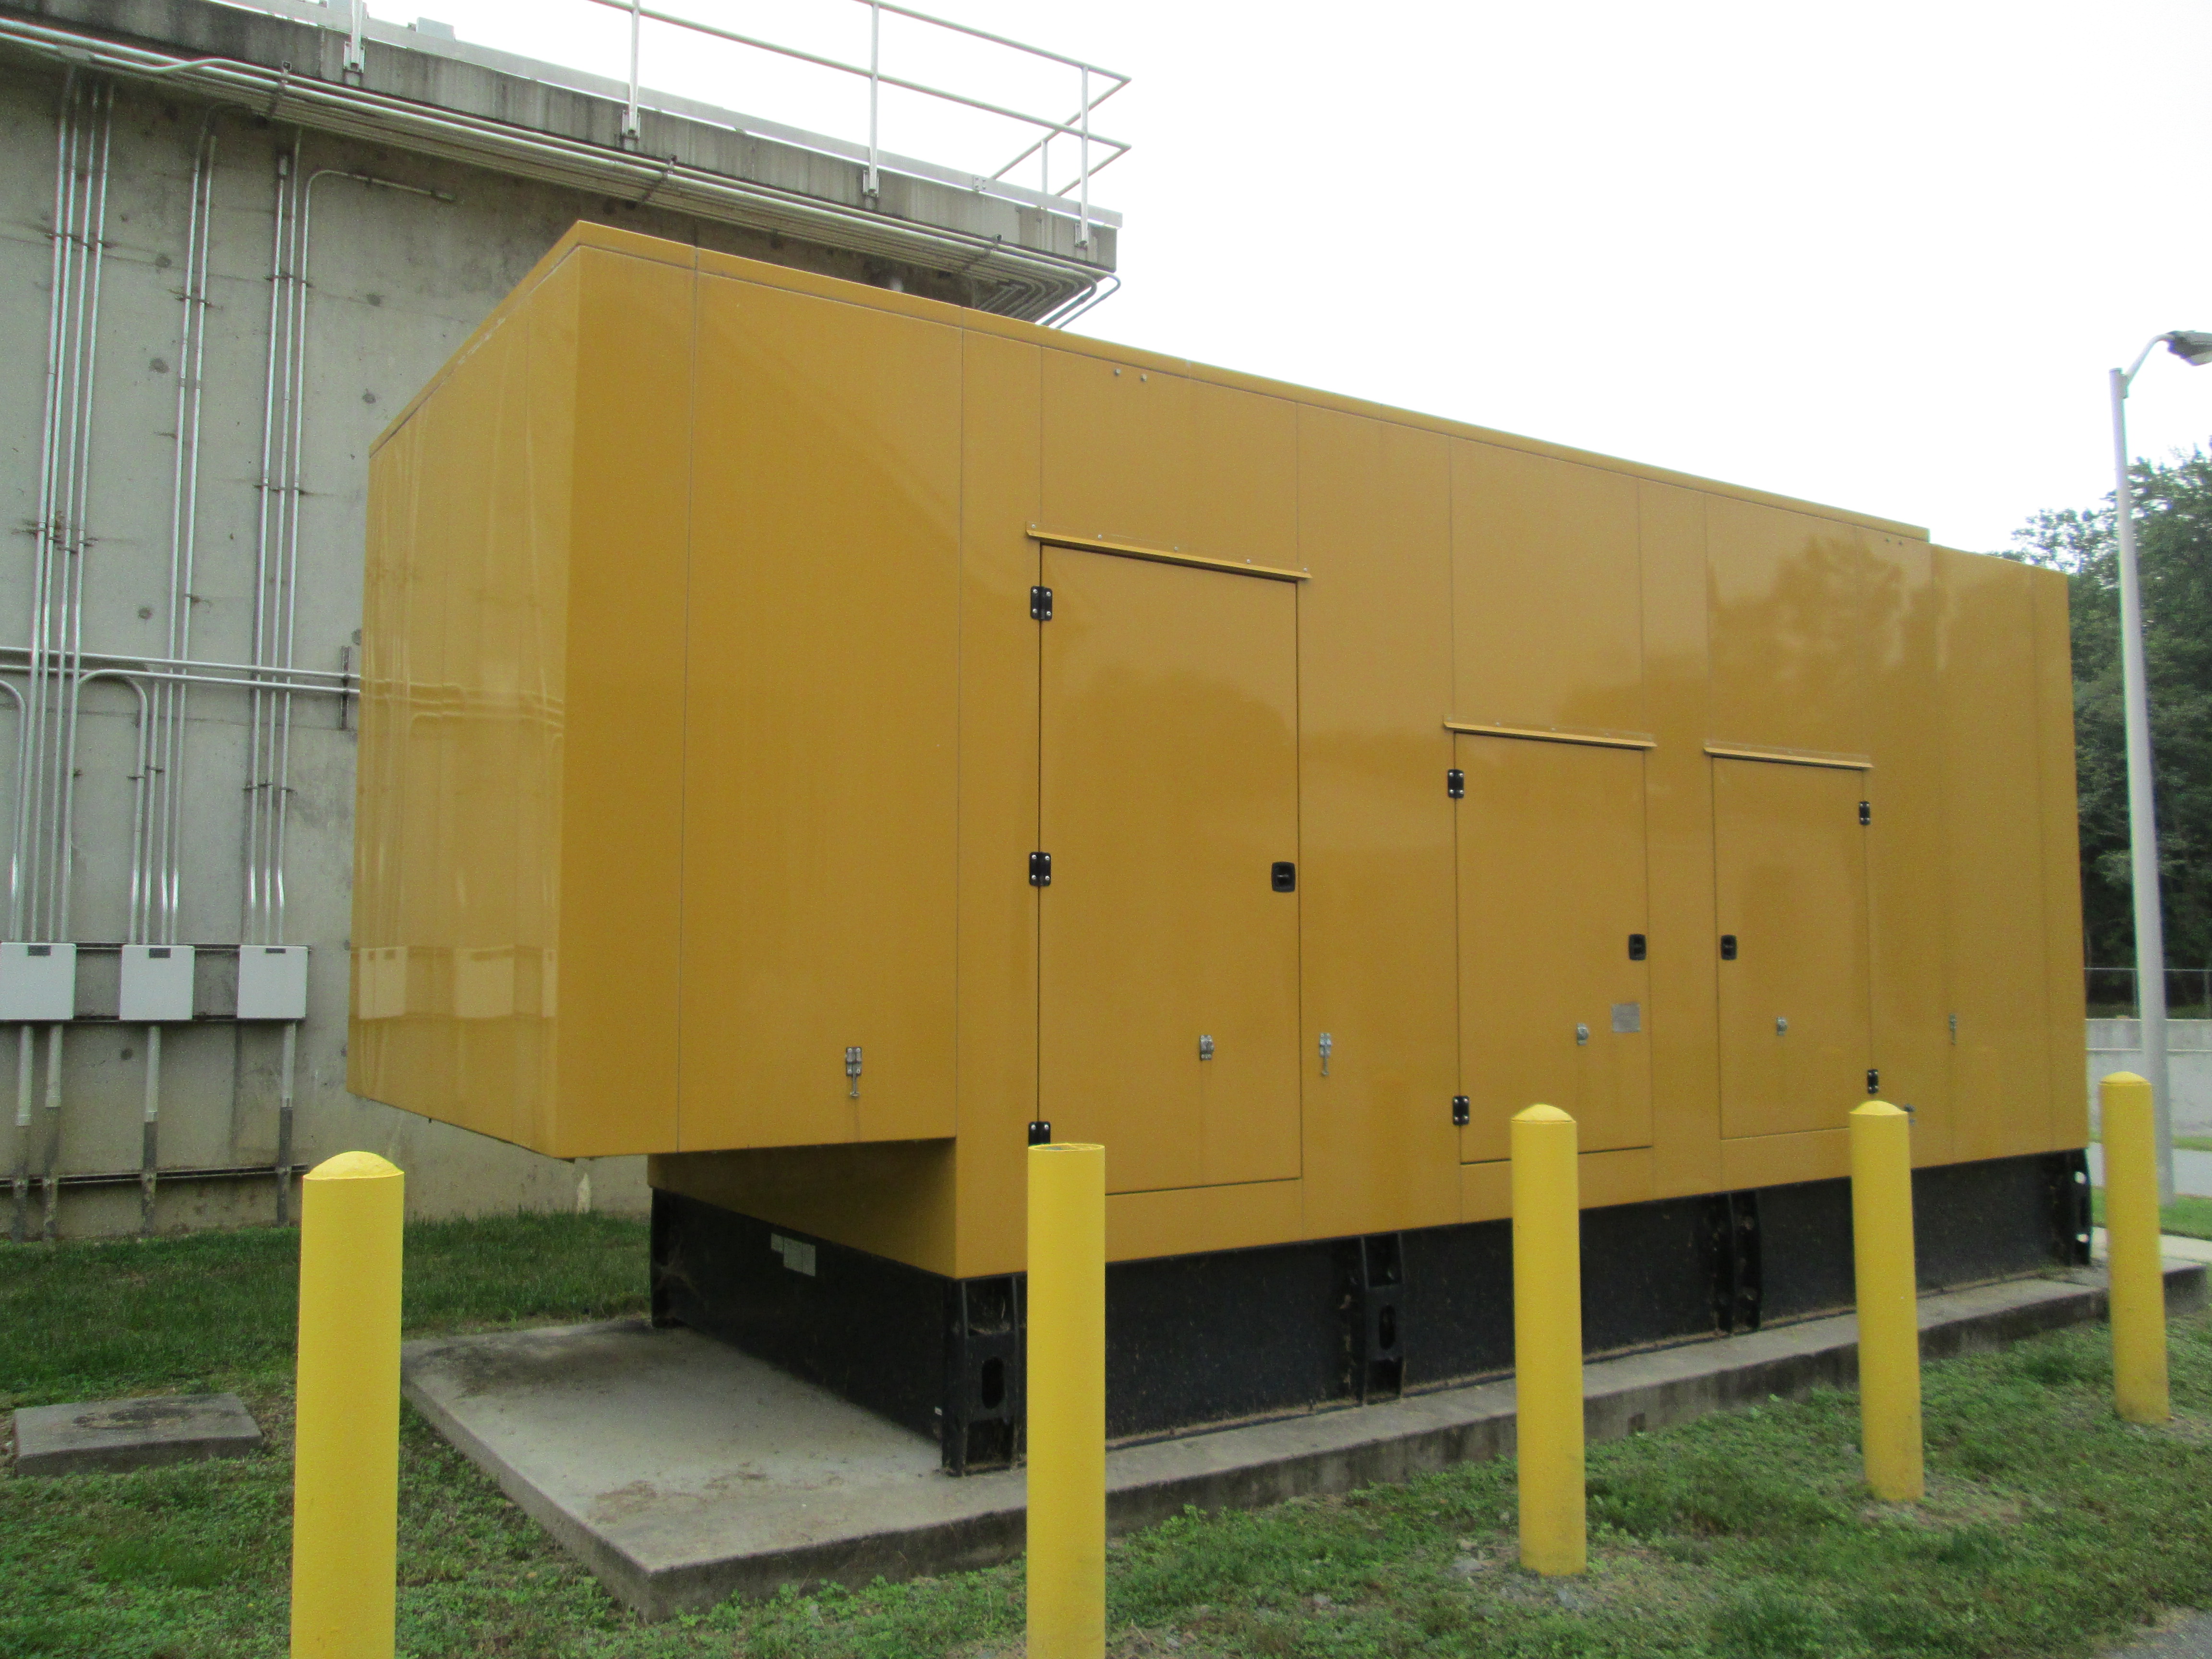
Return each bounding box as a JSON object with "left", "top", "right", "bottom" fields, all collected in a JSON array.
[{"left": 355, "top": 223, "right": 2090, "bottom": 1471}]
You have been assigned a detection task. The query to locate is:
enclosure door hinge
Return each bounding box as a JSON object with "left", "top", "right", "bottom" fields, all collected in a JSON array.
[
  {"left": 1447, "top": 768, "right": 1465, "bottom": 799},
  {"left": 1029, "top": 851, "right": 1052, "bottom": 887},
  {"left": 1451, "top": 1095, "right": 1470, "bottom": 1127},
  {"left": 1859, "top": 800, "right": 1872, "bottom": 825},
  {"left": 1030, "top": 585, "right": 1054, "bottom": 621},
  {"left": 1866, "top": 1067, "right": 1880, "bottom": 1096}
]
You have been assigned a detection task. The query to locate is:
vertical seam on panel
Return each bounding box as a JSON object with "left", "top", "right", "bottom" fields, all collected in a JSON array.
[
  {"left": 673, "top": 262, "right": 698, "bottom": 1151},
  {"left": 1446, "top": 440, "right": 1463, "bottom": 1215}
]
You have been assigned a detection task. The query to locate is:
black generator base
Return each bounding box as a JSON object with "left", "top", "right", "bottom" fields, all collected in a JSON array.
[{"left": 649, "top": 1150, "right": 2091, "bottom": 1475}]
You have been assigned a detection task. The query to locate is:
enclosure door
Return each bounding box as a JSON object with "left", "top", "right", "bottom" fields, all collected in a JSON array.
[
  {"left": 1455, "top": 735, "right": 1653, "bottom": 1163},
  {"left": 1713, "top": 759, "right": 1873, "bottom": 1139},
  {"left": 1037, "top": 548, "right": 1301, "bottom": 1194}
]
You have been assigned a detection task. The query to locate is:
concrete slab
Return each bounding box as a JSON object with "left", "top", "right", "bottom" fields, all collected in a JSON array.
[
  {"left": 12, "top": 1392, "right": 264, "bottom": 1477},
  {"left": 2094, "top": 1228, "right": 2212, "bottom": 1266},
  {"left": 403, "top": 1260, "right": 2207, "bottom": 1621}
]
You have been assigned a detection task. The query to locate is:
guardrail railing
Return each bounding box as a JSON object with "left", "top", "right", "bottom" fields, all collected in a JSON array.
[{"left": 331, "top": 0, "right": 1130, "bottom": 244}]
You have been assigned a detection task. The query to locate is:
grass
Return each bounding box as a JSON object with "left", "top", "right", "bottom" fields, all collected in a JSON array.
[
  {"left": 2, "top": 1217, "right": 2210, "bottom": 1658},
  {"left": 2090, "top": 1187, "right": 2212, "bottom": 1241}
]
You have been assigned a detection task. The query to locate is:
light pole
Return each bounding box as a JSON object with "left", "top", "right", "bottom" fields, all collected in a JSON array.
[{"left": 2108, "top": 328, "right": 2212, "bottom": 1204}]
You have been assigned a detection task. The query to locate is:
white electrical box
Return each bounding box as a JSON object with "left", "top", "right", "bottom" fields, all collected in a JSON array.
[
  {"left": 237, "top": 944, "right": 308, "bottom": 1021},
  {"left": 354, "top": 945, "right": 407, "bottom": 1021},
  {"left": 0, "top": 942, "right": 76, "bottom": 1023},
  {"left": 120, "top": 945, "right": 195, "bottom": 1022}
]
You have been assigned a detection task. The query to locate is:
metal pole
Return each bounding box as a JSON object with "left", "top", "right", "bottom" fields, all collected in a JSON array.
[
  {"left": 2111, "top": 362, "right": 2174, "bottom": 1204},
  {"left": 344, "top": 0, "right": 365, "bottom": 76},
  {"left": 866, "top": 2, "right": 880, "bottom": 199},
  {"left": 624, "top": 0, "right": 640, "bottom": 142}
]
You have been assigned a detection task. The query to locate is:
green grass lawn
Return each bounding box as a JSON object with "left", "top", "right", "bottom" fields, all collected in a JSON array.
[
  {"left": 2090, "top": 1187, "right": 2212, "bottom": 1241},
  {"left": 5, "top": 1217, "right": 2212, "bottom": 1658}
]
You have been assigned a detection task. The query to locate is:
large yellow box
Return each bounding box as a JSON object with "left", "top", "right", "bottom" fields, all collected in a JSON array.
[{"left": 354, "top": 223, "right": 2086, "bottom": 1282}]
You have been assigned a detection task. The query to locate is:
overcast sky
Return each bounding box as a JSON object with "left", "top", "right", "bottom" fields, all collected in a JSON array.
[{"left": 381, "top": 0, "right": 2211, "bottom": 553}]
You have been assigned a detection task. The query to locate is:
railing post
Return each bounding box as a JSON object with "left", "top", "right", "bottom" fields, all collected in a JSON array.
[
  {"left": 624, "top": 0, "right": 642, "bottom": 144},
  {"left": 289, "top": 1151, "right": 404, "bottom": 1659},
  {"left": 1027, "top": 1140, "right": 1105, "bottom": 1659},
  {"left": 2103, "top": 1071, "right": 2170, "bottom": 1423},
  {"left": 1850, "top": 1101, "right": 1923, "bottom": 1501},
  {"left": 1076, "top": 65, "right": 1091, "bottom": 249},
  {"left": 343, "top": 0, "right": 365, "bottom": 78},
  {"left": 1512, "top": 1103, "right": 1584, "bottom": 1575},
  {"left": 865, "top": 1, "right": 881, "bottom": 198}
]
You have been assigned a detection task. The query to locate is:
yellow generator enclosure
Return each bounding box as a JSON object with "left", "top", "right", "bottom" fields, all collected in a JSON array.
[{"left": 355, "top": 224, "right": 2087, "bottom": 1457}]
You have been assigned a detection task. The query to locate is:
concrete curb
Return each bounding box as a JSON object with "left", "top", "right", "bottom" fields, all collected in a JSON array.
[{"left": 404, "top": 1259, "right": 2206, "bottom": 1619}]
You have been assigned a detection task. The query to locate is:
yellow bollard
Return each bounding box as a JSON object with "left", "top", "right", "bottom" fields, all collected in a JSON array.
[
  {"left": 290, "top": 1152, "right": 404, "bottom": 1659},
  {"left": 2102, "top": 1071, "right": 2170, "bottom": 1423},
  {"left": 1511, "top": 1104, "right": 1585, "bottom": 1576},
  {"left": 1850, "top": 1101, "right": 1923, "bottom": 1501},
  {"left": 1027, "top": 1142, "right": 1105, "bottom": 1659}
]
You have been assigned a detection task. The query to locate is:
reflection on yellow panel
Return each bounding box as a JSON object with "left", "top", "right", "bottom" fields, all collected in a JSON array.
[
  {"left": 1938, "top": 549, "right": 2053, "bottom": 1161},
  {"left": 1040, "top": 349, "right": 1194, "bottom": 552},
  {"left": 1714, "top": 759, "right": 1872, "bottom": 1139},
  {"left": 1456, "top": 736, "right": 1651, "bottom": 1161},
  {"left": 1707, "top": 499, "right": 1869, "bottom": 757},
  {"left": 679, "top": 276, "right": 961, "bottom": 1153},
  {"left": 1039, "top": 548, "right": 1301, "bottom": 1194},
  {"left": 1453, "top": 443, "right": 1644, "bottom": 736}
]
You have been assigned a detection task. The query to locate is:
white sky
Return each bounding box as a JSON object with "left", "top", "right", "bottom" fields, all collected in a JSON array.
[{"left": 377, "top": 0, "right": 2212, "bottom": 552}]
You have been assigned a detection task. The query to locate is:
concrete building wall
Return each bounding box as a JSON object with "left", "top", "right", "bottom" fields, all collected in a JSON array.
[
  {"left": 0, "top": 2, "right": 1115, "bottom": 1237},
  {"left": 2087, "top": 1019, "right": 2212, "bottom": 1137}
]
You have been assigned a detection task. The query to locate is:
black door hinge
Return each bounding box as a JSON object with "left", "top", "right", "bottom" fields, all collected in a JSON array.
[
  {"left": 1451, "top": 1095, "right": 1470, "bottom": 1127},
  {"left": 1447, "top": 768, "right": 1465, "bottom": 800},
  {"left": 1030, "top": 585, "right": 1054, "bottom": 621},
  {"left": 1866, "top": 1068, "right": 1880, "bottom": 1095},
  {"left": 1859, "top": 800, "right": 1871, "bottom": 826},
  {"left": 1029, "top": 851, "right": 1052, "bottom": 887},
  {"left": 1028, "top": 1120, "right": 1053, "bottom": 1145}
]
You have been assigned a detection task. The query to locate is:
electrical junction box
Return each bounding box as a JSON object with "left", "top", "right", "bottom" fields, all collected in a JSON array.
[
  {"left": 119, "top": 945, "right": 195, "bottom": 1022},
  {"left": 237, "top": 945, "right": 308, "bottom": 1021},
  {"left": 0, "top": 943, "right": 75, "bottom": 1023}
]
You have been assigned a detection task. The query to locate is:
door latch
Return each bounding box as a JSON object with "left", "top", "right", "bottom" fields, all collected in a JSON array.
[
  {"left": 1319, "top": 1032, "right": 1333, "bottom": 1076},
  {"left": 1198, "top": 1034, "right": 1214, "bottom": 1061},
  {"left": 1271, "top": 861, "right": 1296, "bottom": 892},
  {"left": 1030, "top": 585, "right": 1054, "bottom": 621},
  {"left": 1029, "top": 851, "right": 1052, "bottom": 887},
  {"left": 845, "top": 1046, "right": 863, "bottom": 1099},
  {"left": 1720, "top": 934, "right": 1738, "bottom": 961},
  {"left": 1628, "top": 933, "right": 1647, "bottom": 961},
  {"left": 1452, "top": 1095, "right": 1470, "bottom": 1127},
  {"left": 1575, "top": 1022, "right": 1590, "bottom": 1046}
]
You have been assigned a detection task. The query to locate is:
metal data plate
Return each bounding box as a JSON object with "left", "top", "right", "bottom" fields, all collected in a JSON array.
[
  {"left": 119, "top": 945, "right": 195, "bottom": 1023},
  {"left": 0, "top": 943, "right": 75, "bottom": 1023},
  {"left": 1611, "top": 1002, "right": 1641, "bottom": 1034}
]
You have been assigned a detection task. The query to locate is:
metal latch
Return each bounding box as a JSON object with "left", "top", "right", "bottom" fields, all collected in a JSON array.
[
  {"left": 1271, "top": 861, "right": 1296, "bottom": 892},
  {"left": 1775, "top": 1017, "right": 1788, "bottom": 1035},
  {"left": 1030, "top": 585, "right": 1054, "bottom": 621},
  {"left": 845, "top": 1046, "right": 863, "bottom": 1099},
  {"left": 1720, "top": 934, "right": 1738, "bottom": 961},
  {"left": 1447, "top": 768, "right": 1465, "bottom": 800},
  {"left": 1319, "top": 1032, "right": 1333, "bottom": 1076},
  {"left": 1452, "top": 1095, "right": 1470, "bottom": 1127},
  {"left": 1628, "top": 933, "right": 1646, "bottom": 961},
  {"left": 1198, "top": 1034, "right": 1214, "bottom": 1061},
  {"left": 1575, "top": 1023, "right": 1590, "bottom": 1046},
  {"left": 1029, "top": 851, "right": 1052, "bottom": 887}
]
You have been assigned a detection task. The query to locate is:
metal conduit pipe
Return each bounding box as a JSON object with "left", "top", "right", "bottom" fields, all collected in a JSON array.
[
  {"left": 0, "top": 19, "right": 1109, "bottom": 320},
  {"left": 243, "top": 137, "right": 299, "bottom": 948},
  {"left": 49, "top": 82, "right": 113, "bottom": 945}
]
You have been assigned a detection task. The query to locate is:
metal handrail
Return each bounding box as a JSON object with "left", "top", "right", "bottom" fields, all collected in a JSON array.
[{"left": 339, "top": 0, "right": 1130, "bottom": 246}]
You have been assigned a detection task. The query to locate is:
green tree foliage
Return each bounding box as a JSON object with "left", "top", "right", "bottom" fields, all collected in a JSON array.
[{"left": 2006, "top": 446, "right": 2212, "bottom": 973}]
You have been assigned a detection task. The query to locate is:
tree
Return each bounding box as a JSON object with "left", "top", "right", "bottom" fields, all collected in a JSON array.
[{"left": 2006, "top": 446, "right": 2212, "bottom": 980}]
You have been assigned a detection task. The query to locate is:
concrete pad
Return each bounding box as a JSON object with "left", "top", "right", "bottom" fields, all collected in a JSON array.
[
  {"left": 2094, "top": 1228, "right": 2212, "bottom": 1265},
  {"left": 13, "top": 1393, "right": 264, "bottom": 1477},
  {"left": 403, "top": 1260, "right": 2207, "bottom": 1621}
]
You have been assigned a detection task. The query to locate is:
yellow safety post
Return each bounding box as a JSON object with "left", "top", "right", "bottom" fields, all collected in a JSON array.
[
  {"left": 1027, "top": 1141, "right": 1105, "bottom": 1659},
  {"left": 1850, "top": 1101, "right": 1923, "bottom": 1502},
  {"left": 1511, "top": 1104, "right": 1585, "bottom": 1576},
  {"left": 2102, "top": 1071, "right": 2170, "bottom": 1423},
  {"left": 290, "top": 1152, "right": 404, "bottom": 1659}
]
